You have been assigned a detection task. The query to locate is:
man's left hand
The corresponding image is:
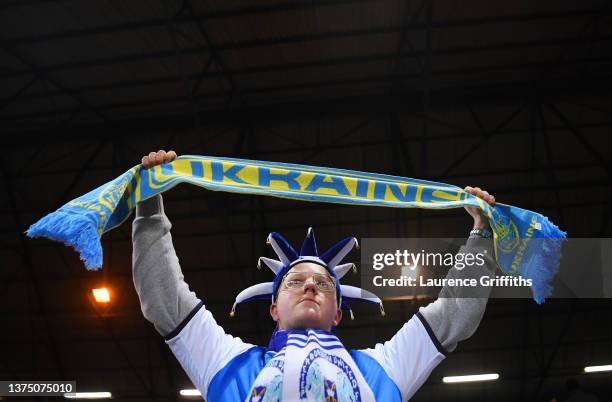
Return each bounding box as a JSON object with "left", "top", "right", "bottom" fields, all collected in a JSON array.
[{"left": 463, "top": 186, "right": 495, "bottom": 230}]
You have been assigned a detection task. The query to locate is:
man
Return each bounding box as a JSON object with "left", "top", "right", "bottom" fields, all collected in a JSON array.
[{"left": 133, "top": 150, "right": 498, "bottom": 401}]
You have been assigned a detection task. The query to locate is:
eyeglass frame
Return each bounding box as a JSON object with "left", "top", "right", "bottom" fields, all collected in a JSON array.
[{"left": 278, "top": 271, "right": 337, "bottom": 294}]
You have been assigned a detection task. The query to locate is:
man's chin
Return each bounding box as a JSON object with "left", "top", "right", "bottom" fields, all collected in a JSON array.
[{"left": 289, "top": 310, "right": 326, "bottom": 330}]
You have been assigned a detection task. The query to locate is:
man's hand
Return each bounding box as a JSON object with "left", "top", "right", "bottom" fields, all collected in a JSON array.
[
  {"left": 463, "top": 186, "right": 495, "bottom": 230},
  {"left": 141, "top": 150, "right": 177, "bottom": 169}
]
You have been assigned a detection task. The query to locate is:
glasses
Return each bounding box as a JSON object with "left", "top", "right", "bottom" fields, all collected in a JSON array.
[{"left": 280, "top": 272, "right": 336, "bottom": 293}]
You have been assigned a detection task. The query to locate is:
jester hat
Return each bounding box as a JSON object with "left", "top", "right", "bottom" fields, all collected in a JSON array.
[{"left": 230, "top": 228, "right": 385, "bottom": 320}]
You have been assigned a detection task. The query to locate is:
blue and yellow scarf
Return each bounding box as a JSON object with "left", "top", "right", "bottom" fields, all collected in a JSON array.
[{"left": 26, "top": 155, "right": 565, "bottom": 303}]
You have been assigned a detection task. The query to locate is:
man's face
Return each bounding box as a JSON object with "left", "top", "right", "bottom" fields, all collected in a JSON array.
[{"left": 270, "top": 262, "right": 342, "bottom": 331}]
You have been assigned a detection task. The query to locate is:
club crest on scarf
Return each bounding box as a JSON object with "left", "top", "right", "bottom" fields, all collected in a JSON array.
[
  {"left": 301, "top": 351, "right": 361, "bottom": 401},
  {"left": 230, "top": 228, "right": 385, "bottom": 320}
]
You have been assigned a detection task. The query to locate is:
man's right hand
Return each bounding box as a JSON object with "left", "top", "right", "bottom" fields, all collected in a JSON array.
[{"left": 141, "top": 150, "right": 177, "bottom": 169}]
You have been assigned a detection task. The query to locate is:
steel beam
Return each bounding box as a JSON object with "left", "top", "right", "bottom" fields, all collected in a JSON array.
[
  {"left": 5, "top": 35, "right": 611, "bottom": 102},
  {"left": 6, "top": 118, "right": 611, "bottom": 179},
  {"left": 2, "top": 5, "right": 606, "bottom": 52},
  {"left": 6, "top": 68, "right": 612, "bottom": 142},
  {"left": 438, "top": 104, "right": 526, "bottom": 177},
  {"left": 1, "top": 0, "right": 380, "bottom": 44}
]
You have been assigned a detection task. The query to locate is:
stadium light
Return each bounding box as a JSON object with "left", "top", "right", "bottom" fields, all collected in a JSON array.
[
  {"left": 92, "top": 288, "right": 110, "bottom": 303},
  {"left": 584, "top": 364, "right": 612, "bottom": 373},
  {"left": 64, "top": 392, "right": 112, "bottom": 399},
  {"left": 180, "top": 389, "right": 201, "bottom": 397},
  {"left": 443, "top": 373, "right": 499, "bottom": 383}
]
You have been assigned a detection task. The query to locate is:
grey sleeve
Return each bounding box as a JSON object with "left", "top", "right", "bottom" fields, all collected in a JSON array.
[
  {"left": 132, "top": 194, "right": 201, "bottom": 337},
  {"left": 418, "top": 236, "right": 498, "bottom": 353}
]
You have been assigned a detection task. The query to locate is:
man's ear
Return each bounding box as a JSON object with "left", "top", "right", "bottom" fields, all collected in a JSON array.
[
  {"left": 270, "top": 302, "right": 279, "bottom": 322},
  {"left": 333, "top": 308, "right": 342, "bottom": 327}
]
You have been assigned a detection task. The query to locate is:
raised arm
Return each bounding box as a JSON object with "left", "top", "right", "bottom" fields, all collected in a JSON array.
[
  {"left": 132, "top": 150, "right": 200, "bottom": 334},
  {"left": 420, "top": 185, "right": 497, "bottom": 352},
  {"left": 418, "top": 234, "right": 496, "bottom": 353},
  {"left": 132, "top": 193, "right": 201, "bottom": 335},
  {"left": 359, "top": 187, "right": 498, "bottom": 401},
  {"left": 132, "top": 150, "right": 253, "bottom": 398}
]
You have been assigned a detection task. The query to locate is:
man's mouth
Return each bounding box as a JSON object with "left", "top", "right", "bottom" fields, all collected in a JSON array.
[{"left": 299, "top": 297, "right": 319, "bottom": 305}]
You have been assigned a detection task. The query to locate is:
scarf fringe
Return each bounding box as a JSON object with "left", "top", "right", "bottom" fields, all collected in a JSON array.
[
  {"left": 523, "top": 213, "right": 566, "bottom": 304},
  {"left": 26, "top": 209, "right": 102, "bottom": 270}
]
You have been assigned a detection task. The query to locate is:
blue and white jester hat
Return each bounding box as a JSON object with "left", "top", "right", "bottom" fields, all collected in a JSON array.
[{"left": 230, "top": 228, "right": 385, "bottom": 320}]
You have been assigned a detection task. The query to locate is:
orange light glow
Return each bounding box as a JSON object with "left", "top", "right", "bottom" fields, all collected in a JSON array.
[{"left": 92, "top": 288, "right": 111, "bottom": 303}]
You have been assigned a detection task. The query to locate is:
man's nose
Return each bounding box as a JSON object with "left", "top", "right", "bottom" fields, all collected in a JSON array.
[{"left": 303, "top": 277, "right": 317, "bottom": 293}]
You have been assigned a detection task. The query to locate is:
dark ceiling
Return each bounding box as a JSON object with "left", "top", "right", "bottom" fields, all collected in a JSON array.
[{"left": 1, "top": 0, "right": 611, "bottom": 401}]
